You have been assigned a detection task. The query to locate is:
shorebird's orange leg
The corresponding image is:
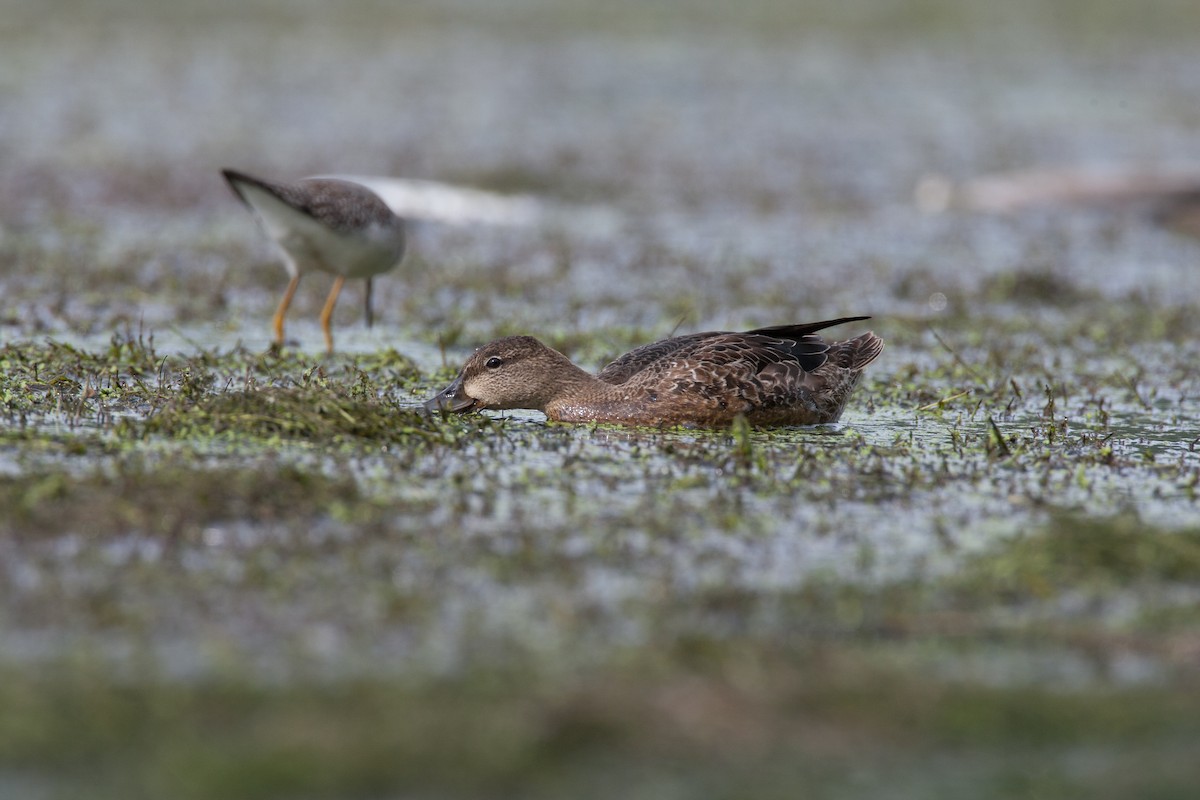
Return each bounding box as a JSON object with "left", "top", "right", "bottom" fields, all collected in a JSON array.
[
  {"left": 320, "top": 275, "right": 346, "bottom": 355},
  {"left": 273, "top": 274, "right": 301, "bottom": 348}
]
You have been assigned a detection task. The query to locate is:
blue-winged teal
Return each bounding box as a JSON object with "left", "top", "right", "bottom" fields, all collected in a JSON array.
[
  {"left": 222, "top": 169, "right": 407, "bottom": 354},
  {"left": 425, "top": 316, "right": 883, "bottom": 428}
]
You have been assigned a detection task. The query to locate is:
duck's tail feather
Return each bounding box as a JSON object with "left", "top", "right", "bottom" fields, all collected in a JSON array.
[{"left": 831, "top": 332, "right": 884, "bottom": 370}]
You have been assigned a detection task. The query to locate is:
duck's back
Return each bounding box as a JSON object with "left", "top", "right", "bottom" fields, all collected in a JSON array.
[{"left": 583, "top": 318, "right": 882, "bottom": 427}]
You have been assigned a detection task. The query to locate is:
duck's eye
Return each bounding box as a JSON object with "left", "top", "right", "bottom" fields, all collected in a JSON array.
[{"left": 485, "top": 356, "right": 503, "bottom": 369}]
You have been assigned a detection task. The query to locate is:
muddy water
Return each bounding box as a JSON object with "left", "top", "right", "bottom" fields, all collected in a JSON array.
[{"left": 2, "top": 2, "right": 1200, "bottom": 796}]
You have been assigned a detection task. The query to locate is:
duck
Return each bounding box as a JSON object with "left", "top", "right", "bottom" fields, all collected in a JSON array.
[
  {"left": 222, "top": 169, "right": 407, "bottom": 354},
  {"left": 425, "top": 316, "right": 883, "bottom": 428}
]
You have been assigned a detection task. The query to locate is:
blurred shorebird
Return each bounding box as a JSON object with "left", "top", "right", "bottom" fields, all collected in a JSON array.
[{"left": 222, "top": 169, "right": 407, "bottom": 354}]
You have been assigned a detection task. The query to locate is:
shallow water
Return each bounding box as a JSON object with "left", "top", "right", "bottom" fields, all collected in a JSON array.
[{"left": 3, "top": 1, "right": 1200, "bottom": 797}]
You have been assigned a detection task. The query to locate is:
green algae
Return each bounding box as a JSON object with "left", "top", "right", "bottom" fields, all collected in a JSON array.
[
  {"left": 0, "top": 460, "right": 365, "bottom": 541},
  {"left": 1, "top": 293, "right": 1197, "bottom": 796},
  {"left": 131, "top": 379, "right": 444, "bottom": 447},
  {"left": 0, "top": 335, "right": 497, "bottom": 452}
]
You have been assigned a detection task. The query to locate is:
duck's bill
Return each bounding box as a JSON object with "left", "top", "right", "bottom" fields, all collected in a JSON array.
[{"left": 423, "top": 375, "right": 478, "bottom": 413}]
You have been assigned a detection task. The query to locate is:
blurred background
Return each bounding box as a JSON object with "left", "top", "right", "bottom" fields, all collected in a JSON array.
[{"left": 3, "top": 0, "right": 1198, "bottom": 351}]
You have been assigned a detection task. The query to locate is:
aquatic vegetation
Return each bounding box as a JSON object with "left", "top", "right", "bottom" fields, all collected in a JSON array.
[{"left": 2, "top": 301, "right": 1197, "bottom": 800}]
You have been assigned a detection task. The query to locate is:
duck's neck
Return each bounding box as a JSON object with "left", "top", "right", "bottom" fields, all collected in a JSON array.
[
  {"left": 542, "top": 366, "right": 640, "bottom": 422},
  {"left": 544, "top": 361, "right": 608, "bottom": 399}
]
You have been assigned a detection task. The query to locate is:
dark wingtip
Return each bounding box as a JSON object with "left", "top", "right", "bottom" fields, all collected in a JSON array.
[
  {"left": 220, "top": 168, "right": 274, "bottom": 206},
  {"left": 749, "top": 315, "right": 873, "bottom": 339},
  {"left": 221, "top": 168, "right": 250, "bottom": 204}
]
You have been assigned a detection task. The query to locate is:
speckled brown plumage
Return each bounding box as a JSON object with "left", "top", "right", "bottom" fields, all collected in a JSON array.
[{"left": 425, "top": 317, "right": 883, "bottom": 428}]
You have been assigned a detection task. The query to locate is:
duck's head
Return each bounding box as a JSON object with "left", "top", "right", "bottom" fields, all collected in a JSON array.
[{"left": 424, "top": 336, "right": 583, "bottom": 414}]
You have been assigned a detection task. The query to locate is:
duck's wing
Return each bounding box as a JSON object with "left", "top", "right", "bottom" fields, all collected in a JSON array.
[
  {"left": 608, "top": 325, "right": 881, "bottom": 417},
  {"left": 599, "top": 331, "right": 817, "bottom": 400},
  {"left": 596, "top": 331, "right": 714, "bottom": 384},
  {"left": 598, "top": 316, "right": 871, "bottom": 385},
  {"left": 753, "top": 328, "right": 883, "bottom": 396}
]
